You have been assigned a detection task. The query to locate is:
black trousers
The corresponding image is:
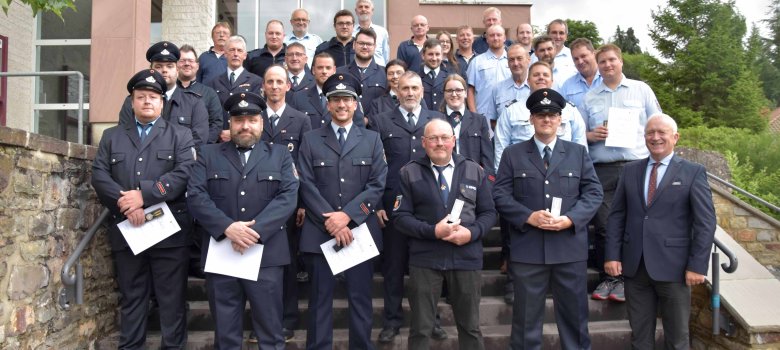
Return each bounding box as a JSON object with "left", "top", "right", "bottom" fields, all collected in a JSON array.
[
  {"left": 592, "top": 162, "right": 627, "bottom": 277},
  {"left": 113, "top": 246, "right": 189, "bottom": 350},
  {"left": 380, "top": 223, "right": 409, "bottom": 329}
]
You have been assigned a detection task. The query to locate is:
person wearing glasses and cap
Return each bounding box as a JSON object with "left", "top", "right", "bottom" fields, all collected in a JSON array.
[
  {"left": 187, "top": 91, "right": 299, "bottom": 349},
  {"left": 119, "top": 41, "right": 210, "bottom": 146},
  {"left": 297, "top": 73, "right": 387, "bottom": 349},
  {"left": 92, "top": 69, "right": 196, "bottom": 349},
  {"left": 493, "top": 88, "right": 602, "bottom": 350}
]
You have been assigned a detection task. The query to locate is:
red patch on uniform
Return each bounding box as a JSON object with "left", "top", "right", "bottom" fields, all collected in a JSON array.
[
  {"left": 488, "top": 174, "right": 496, "bottom": 183},
  {"left": 360, "top": 203, "right": 370, "bottom": 215},
  {"left": 156, "top": 181, "right": 167, "bottom": 196}
]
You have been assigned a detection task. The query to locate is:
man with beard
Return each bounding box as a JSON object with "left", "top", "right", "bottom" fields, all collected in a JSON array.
[
  {"left": 466, "top": 25, "right": 511, "bottom": 127},
  {"left": 284, "top": 8, "right": 323, "bottom": 67},
  {"left": 533, "top": 35, "right": 576, "bottom": 91},
  {"left": 297, "top": 73, "right": 387, "bottom": 349},
  {"left": 315, "top": 10, "right": 356, "bottom": 68},
  {"left": 198, "top": 22, "right": 231, "bottom": 85},
  {"left": 187, "top": 91, "right": 299, "bottom": 349},
  {"left": 177, "top": 44, "right": 223, "bottom": 145},
  {"left": 246, "top": 20, "right": 287, "bottom": 78},
  {"left": 337, "top": 28, "right": 387, "bottom": 115},
  {"left": 119, "top": 41, "right": 210, "bottom": 146},
  {"left": 353, "top": 0, "right": 390, "bottom": 66},
  {"left": 92, "top": 69, "right": 195, "bottom": 349},
  {"left": 369, "top": 71, "right": 448, "bottom": 343}
]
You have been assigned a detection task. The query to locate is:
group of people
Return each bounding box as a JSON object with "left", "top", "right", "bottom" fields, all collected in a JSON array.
[{"left": 91, "top": 1, "right": 717, "bottom": 349}]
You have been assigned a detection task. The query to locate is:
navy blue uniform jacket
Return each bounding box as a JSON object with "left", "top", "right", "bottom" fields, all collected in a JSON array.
[
  {"left": 393, "top": 154, "right": 496, "bottom": 270},
  {"left": 186, "top": 141, "right": 299, "bottom": 267},
  {"left": 285, "top": 69, "right": 316, "bottom": 102},
  {"left": 119, "top": 88, "right": 210, "bottom": 146},
  {"left": 92, "top": 118, "right": 195, "bottom": 251},
  {"left": 260, "top": 105, "right": 312, "bottom": 162},
  {"left": 493, "top": 139, "right": 602, "bottom": 264},
  {"left": 206, "top": 70, "right": 264, "bottom": 130},
  {"left": 606, "top": 155, "right": 716, "bottom": 282},
  {"left": 288, "top": 85, "right": 366, "bottom": 129},
  {"left": 368, "top": 108, "right": 445, "bottom": 210},
  {"left": 416, "top": 64, "right": 450, "bottom": 111},
  {"left": 297, "top": 124, "right": 387, "bottom": 253},
  {"left": 455, "top": 110, "right": 495, "bottom": 179},
  {"left": 336, "top": 60, "right": 387, "bottom": 113}
]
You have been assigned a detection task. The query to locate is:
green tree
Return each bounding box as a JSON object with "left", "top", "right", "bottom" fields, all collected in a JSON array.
[
  {"left": 1, "top": 0, "right": 75, "bottom": 18},
  {"left": 565, "top": 19, "right": 602, "bottom": 47},
  {"left": 611, "top": 26, "right": 642, "bottom": 54},
  {"left": 650, "top": 0, "right": 768, "bottom": 132}
]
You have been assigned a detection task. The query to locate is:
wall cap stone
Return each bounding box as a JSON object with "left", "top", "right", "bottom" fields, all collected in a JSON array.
[{"left": 0, "top": 126, "right": 96, "bottom": 161}]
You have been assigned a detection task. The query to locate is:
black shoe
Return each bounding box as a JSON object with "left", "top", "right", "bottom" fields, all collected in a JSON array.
[
  {"left": 378, "top": 327, "right": 399, "bottom": 343},
  {"left": 247, "top": 330, "right": 258, "bottom": 343},
  {"left": 504, "top": 290, "right": 515, "bottom": 305},
  {"left": 432, "top": 325, "right": 448, "bottom": 340},
  {"left": 282, "top": 328, "right": 294, "bottom": 342},
  {"left": 296, "top": 271, "right": 309, "bottom": 282}
]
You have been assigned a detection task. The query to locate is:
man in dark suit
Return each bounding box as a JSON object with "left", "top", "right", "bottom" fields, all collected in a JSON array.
[
  {"left": 288, "top": 53, "right": 365, "bottom": 128},
  {"left": 417, "top": 38, "right": 450, "bottom": 112},
  {"left": 369, "top": 71, "right": 448, "bottom": 343},
  {"left": 394, "top": 118, "right": 496, "bottom": 350},
  {"left": 493, "top": 88, "right": 603, "bottom": 350},
  {"left": 206, "top": 35, "right": 264, "bottom": 142},
  {"left": 605, "top": 113, "right": 716, "bottom": 350},
  {"left": 187, "top": 91, "right": 299, "bottom": 349},
  {"left": 259, "top": 64, "right": 312, "bottom": 341},
  {"left": 118, "top": 41, "right": 210, "bottom": 146},
  {"left": 92, "top": 69, "right": 195, "bottom": 349},
  {"left": 297, "top": 73, "right": 387, "bottom": 350},
  {"left": 336, "top": 27, "right": 387, "bottom": 116},
  {"left": 284, "top": 42, "right": 315, "bottom": 102}
]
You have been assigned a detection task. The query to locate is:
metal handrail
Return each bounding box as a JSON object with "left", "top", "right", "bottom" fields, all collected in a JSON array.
[
  {"left": 708, "top": 172, "right": 780, "bottom": 213},
  {"left": 0, "top": 71, "right": 86, "bottom": 144},
  {"left": 59, "top": 208, "right": 110, "bottom": 308}
]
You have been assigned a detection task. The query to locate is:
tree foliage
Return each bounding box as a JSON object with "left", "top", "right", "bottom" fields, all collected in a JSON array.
[
  {"left": 611, "top": 26, "right": 642, "bottom": 54},
  {"left": 649, "top": 0, "right": 768, "bottom": 132},
  {"left": 565, "top": 19, "right": 603, "bottom": 47},
  {"left": 1, "top": 0, "right": 75, "bottom": 19}
]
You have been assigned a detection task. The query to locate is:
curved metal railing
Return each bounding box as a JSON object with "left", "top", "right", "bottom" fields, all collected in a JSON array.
[{"left": 59, "top": 208, "right": 110, "bottom": 309}]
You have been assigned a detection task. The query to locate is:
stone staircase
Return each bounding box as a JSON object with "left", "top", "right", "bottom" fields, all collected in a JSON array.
[{"left": 97, "top": 225, "right": 662, "bottom": 349}]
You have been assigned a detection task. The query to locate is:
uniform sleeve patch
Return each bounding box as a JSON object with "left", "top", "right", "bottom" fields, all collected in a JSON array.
[
  {"left": 392, "top": 195, "right": 403, "bottom": 211},
  {"left": 156, "top": 181, "right": 167, "bottom": 196},
  {"left": 292, "top": 163, "right": 299, "bottom": 180},
  {"left": 360, "top": 202, "right": 370, "bottom": 215},
  {"left": 487, "top": 174, "right": 496, "bottom": 183}
]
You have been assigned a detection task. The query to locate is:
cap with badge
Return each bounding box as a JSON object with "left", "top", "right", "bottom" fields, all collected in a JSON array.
[
  {"left": 146, "top": 41, "right": 180, "bottom": 62},
  {"left": 127, "top": 69, "right": 167, "bottom": 95},
  {"left": 224, "top": 92, "right": 267, "bottom": 116},
  {"left": 322, "top": 73, "right": 362, "bottom": 99},
  {"left": 526, "top": 88, "right": 566, "bottom": 115}
]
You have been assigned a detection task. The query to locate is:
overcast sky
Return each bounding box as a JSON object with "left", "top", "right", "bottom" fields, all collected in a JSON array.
[{"left": 531, "top": 0, "right": 774, "bottom": 55}]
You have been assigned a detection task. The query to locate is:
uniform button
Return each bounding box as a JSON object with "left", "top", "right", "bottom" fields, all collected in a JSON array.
[
  {"left": 433, "top": 93, "right": 437, "bottom": 96},
  {"left": 338, "top": 193, "right": 342, "bottom": 197},
  {"left": 138, "top": 157, "right": 143, "bottom": 162},
  {"left": 545, "top": 180, "right": 549, "bottom": 185},
  {"left": 270, "top": 142, "right": 274, "bottom": 145},
  {"left": 269, "top": 176, "right": 274, "bottom": 180},
  {"left": 412, "top": 149, "right": 416, "bottom": 152},
  {"left": 389, "top": 133, "right": 393, "bottom": 137},
  {"left": 243, "top": 175, "right": 247, "bottom": 179},
  {"left": 474, "top": 133, "right": 478, "bottom": 136},
  {"left": 136, "top": 172, "right": 141, "bottom": 175},
  {"left": 545, "top": 194, "right": 550, "bottom": 198},
  {"left": 168, "top": 155, "right": 172, "bottom": 159},
  {"left": 214, "top": 174, "right": 218, "bottom": 179},
  {"left": 367, "top": 203, "right": 371, "bottom": 207},
  {"left": 136, "top": 187, "right": 140, "bottom": 190},
  {"left": 321, "top": 162, "right": 325, "bottom": 166},
  {"left": 569, "top": 172, "right": 573, "bottom": 176},
  {"left": 412, "top": 136, "right": 416, "bottom": 140},
  {"left": 645, "top": 216, "right": 649, "bottom": 220},
  {"left": 361, "top": 161, "right": 365, "bottom": 165},
  {"left": 229, "top": 92, "right": 233, "bottom": 96},
  {"left": 522, "top": 173, "right": 526, "bottom": 177},
  {"left": 111, "top": 158, "right": 116, "bottom": 162},
  {"left": 240, "top": 191, "right": 245, "bottom": 196},
  {"left": 337, "top": 206, "right": 342, "bottom": 210},
  {"left": 340, "top": 178, "right": 345, "bottom": 182},
  {"left": 241, "top": 208, "right": 246, "bottom": 212}
]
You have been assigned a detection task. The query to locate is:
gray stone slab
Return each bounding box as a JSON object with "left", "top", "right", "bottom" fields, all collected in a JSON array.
[{"left": 706, "top": 227, "right": 774, "bottom": 281}]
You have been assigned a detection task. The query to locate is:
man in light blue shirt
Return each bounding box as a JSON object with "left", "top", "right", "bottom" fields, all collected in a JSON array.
[
  {"left": 490, "top": 44, "right": 531, "bottom": 123},
  {"left": 560, "top": 38, "right": 602, "bottom": 116},
  {"left": 353, "top": 0, "right": 390, "bottom": 66},
  {"left": 547, "top": 19, "right": 577, "bottom": 77},
  {"left": 284, "top": 9, "right": 323, "bottom": 67},
  {"left": 533, "top": 35, "right": 576, "bottom": 92},
  {"left": 582, "top": 44, "right": 661, "bottom": 304},
  {"left": 467, "top": 24, "right": 511, "bottom": 127}
]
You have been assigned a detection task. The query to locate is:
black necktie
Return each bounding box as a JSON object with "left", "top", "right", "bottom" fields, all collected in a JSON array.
[
  {"left": 292, "top": 75, "right": 299, "bottom": 88},
  {"left": 269, "top": 114, "right": 279, "bottom": 134},
  {"left": 543, "top": 146, "right": 552, "bottom": 170},
  {"left": 407, "top": 112, "right": 415, "bottom": 127},
  {"left": 320, "top": 93, "right": 327, "bottom": 109},
  {"left": 448, "top": 111, "right": 462, "bottom": 128},
  {"left": 237, "top": 146, "right": 251, "bottom": 166},
  {"left": 230, "top": 71, "right": 236, "bottom": 85},
  {"left": 338, "top": 127, "right": 347, "bottom": 149},
  {"left": 434, "top": 165, "right": 449, "bottom": 206},
  {"left": 428, "top": 70, "right": 436, "bottom": 81}
]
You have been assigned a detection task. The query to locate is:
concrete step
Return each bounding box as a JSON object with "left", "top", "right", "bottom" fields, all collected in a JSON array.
[
  {"left": 184, "top": 269, "right": 603, "bottom": 301},
  {"left": 146, "top": 296, "right": 626, "bottom": 331},
  {"left": 98, "top": 321, "right": 664, "bottom": 349}
]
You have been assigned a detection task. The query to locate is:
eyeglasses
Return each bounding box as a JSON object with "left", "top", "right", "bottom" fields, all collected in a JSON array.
[
  {"left": 355, "top": 41, "right": 375, "bottom": 48},
  {"left": 532, "top": 113, "right": 561, "bottom": 120},
  {"left": 336, "top": 21, "right": 354, "bottom": 27},
  {"left": 291, "top": 18, "right": 309, "bottom": 23},
  {"left": 424, "top": 135, "right": 454, "bottom": 143},
  {"left": 286, "top": 52, "right": 306, "bottom": 58},
  {"left": 444, "top": 88, "right": 465, "bottom": 95},
  {"left": 179, "top": 59, "right": 196, "bottom": 64}
]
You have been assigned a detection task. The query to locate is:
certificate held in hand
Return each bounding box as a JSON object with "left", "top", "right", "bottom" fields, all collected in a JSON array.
[
  {"left": 320, "top": 223, "right": 379, "bottom": 275},
  {"left": 117, "top": 202, "right": 181, "bottom": 255}
]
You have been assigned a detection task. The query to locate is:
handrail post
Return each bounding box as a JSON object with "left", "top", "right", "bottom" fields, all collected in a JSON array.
[
  {"left": 711, "top": 250, "right": 720, "bottom": 335},
  {"left": 59, "top": 208, "right": 110, "bottom": 308}
]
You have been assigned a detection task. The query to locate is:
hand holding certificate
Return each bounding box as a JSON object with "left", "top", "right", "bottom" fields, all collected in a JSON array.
[
  {"left": 117, "top": 202, "right": 181, "bottom": 255},
  {"left": 204, "top": 236, "right": 264, "bottom": 281},
  {"left": 321, "top": 223, "right": 379, "bottom": 275},
  {"left": 605, "top": 107, "right": 640, "bottom": 149}
]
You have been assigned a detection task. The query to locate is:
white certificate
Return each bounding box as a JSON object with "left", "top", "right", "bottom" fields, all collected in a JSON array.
[
  {"left": 320, "top": 223, "right": 380, "bottom": 275},
  {"left": 605, "top": 107, "right": 640, "bottom": 149},
  {"left": 204, "top": 237, "right": 264, "bottom": 281},
  {"left": 118, "top": 202, "right": 181, "bottom": 255},
  {"left": 448, "top": 199, "right": 465, "bottom": 223},
  {"left": 550, "top": 197, "right": 562, "bottom": 217}
]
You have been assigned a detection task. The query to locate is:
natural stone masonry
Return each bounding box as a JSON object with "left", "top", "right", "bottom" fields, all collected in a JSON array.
[{"left": 0, "top": 126, "right": 115, "bottom": 349}]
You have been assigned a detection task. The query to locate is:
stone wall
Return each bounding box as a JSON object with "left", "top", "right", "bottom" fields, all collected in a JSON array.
[
  {"left": 0, "top": 126, "right": 116, "bottom": 349},
  {"left": 161, "top": 0, "right": 215, "bottom": 56},
  {"left": 0, "top": 1, "right": 35, "bottom": 131}
]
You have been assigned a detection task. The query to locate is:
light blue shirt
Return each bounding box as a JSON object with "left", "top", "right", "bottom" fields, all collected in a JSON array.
[
  {"left": 285, "top": 32, "right": 324, "bottom": 67},
  {"left": 135, "top": 117, "right": 159, "bottom": 139},
  {"left": 560, "top": 71, "right": 603, "bottom": 116},
  {"left": 494, "top": 102, "right": 586, "bottom": 171},
  {"left": 533, "top": 136, "right": 557, "bottom": 160},
  {"left": 466, "top": 49, "right": 511, "bottom": 120},
  {"left": 582, "top": 75, "right": 661, "bottom": 163},
  {"left": 491, "top": 77, "right": 530, "bottom": 122},
  {"left": 331, "top": 121, "right": 353, "bottom": 142},
  {"left": 643, "top": 153, "right": 673, "bottom": 203},
  {"left": 354, "top": 24, "right": 390, "bottom": 66}
]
